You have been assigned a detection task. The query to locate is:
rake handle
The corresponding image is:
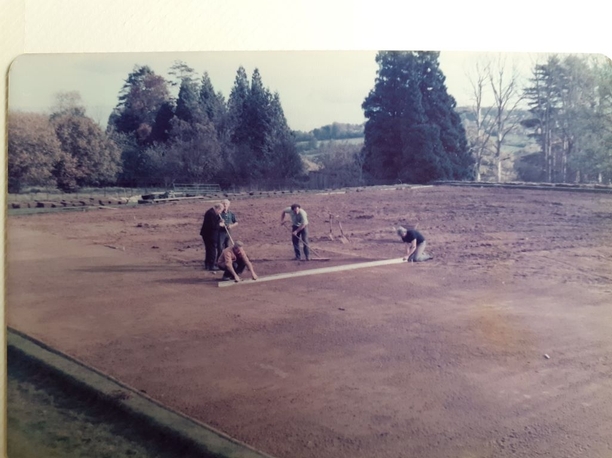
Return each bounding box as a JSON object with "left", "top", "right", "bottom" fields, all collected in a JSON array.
[{"left": 282, "top": 223, "right": 323, "bottom": 257}]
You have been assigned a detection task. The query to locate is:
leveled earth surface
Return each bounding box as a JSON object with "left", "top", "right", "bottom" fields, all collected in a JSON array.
[{"left": 7, "top": 185, "right": 612, "bottom": 458}]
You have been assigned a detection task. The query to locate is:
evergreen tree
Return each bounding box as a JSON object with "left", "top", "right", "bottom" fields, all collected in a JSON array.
[
  {"left": 175, "top": 78, "right": 204, "bottom": 124},
  {"left": 521, "top": 56, "right": 565, "bottom": 182},
  {"left": 199, "top": 72, "right": 227, "bottom": 127},
  {"left": 227, "top": 68, "right": 303, "bottom": 185},
  {"left": 362, "top": 51, "right": 473, "bottom": 184},
  {"left": 363, "top": 52, "right": 425, "bottom": 180},
  {"left": 167, "top": 60, "right": 197, "bottom": 87},
  {"left": 227, "top": 66, "right": 250, "bottom": 146},
  {"left": 246, "top": 68, "right": 274, "bottom": 169},
  {"left": 588, "top": 58, "right": 612, "bottom": 182},
  {"left": 519, "top": 54, "right": 612, "bottom": 184},
  {"left": 268, "top": 92, "right": 304, "bottom": 180},
  {"left": 559, "top": 55, "right": 612, "bottom": 183},
  {"left": 417, "top": 52, "right": 470, "bottom": 168},
  {"left": 114, "top": 132, "right": 153, "bottom": 187},
  {"left": 150, "top": 101, "right": 175, "bottom": 144},
  {"left": 165, "top": 117, "right": 223, "bottom": 183},
  {"left": 108, "top": 65, "right": 172, "bottom": 145}
]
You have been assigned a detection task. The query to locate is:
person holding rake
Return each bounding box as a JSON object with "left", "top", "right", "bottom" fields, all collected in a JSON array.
[
  {"left": 218, "top": 199, "right": 238, "bottom": 252},
  {"left": 280, "top": 203, "right": 309, "bottom": 261}
]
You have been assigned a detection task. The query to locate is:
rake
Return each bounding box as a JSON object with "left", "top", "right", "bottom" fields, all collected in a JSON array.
[
  {"left": 337, "top": 219, "right": 350, "bottom": 244},
  {"left": 281, "top": 221, "right": 330, "bottom": 261},
  {"left": 220, "top": 214, "right": 236, "bottom": 246},
  {"left": 328, "top": 214, "right": 349, "bottom": 244}
]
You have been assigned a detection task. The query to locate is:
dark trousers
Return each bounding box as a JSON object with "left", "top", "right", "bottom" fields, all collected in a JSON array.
[
  {"left": 408, "top": 241, "right": 431, "bottom": 262},
  {"left": 218, "top": 230, "right": 231, "bottom": 251},
  {"left": 292, "top": 225, "right": 309, "bottom": 260},
  {"left": 202, "top": 234, "right": 219, "bottom": 269},
  {"left": 223, "top": 259, "right": 246, "bottom": 278}
]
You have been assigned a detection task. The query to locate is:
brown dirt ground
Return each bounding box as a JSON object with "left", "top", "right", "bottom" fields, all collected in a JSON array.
[{"left": 7, "top": 185, "right": 612, "bottom": 458}]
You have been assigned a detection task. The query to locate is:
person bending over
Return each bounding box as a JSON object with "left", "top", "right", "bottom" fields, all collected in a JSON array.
[
  {"left": 217, "top": 241, "right": 258, "bottom": 282},
  {"left": 397, "top": 226, "right": 433, "bottom": 262},
  {"left": 280, "top": 203, "right": 309, "bottom": 261}
]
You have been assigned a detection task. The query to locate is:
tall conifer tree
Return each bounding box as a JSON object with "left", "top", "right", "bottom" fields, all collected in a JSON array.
[
  {"left": 175, "top": 78, "right": 203, "bottom": 124},
  {"left": 199, "top": 72, "right": 227, "bottom": 127},
  {"left": 362, "top": 51, "right": 473, "bottom": 184},
  {"left": 227, "top": 67, "right": 303, "bottom": 185}
]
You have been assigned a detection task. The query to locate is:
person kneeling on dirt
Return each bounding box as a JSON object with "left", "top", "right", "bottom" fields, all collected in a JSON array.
[
  {"left": 397, "top": 226, "right": 433, "bottom": 262},
  {"left": 217, "top": 241, "right": 258, "bottom": 282}
]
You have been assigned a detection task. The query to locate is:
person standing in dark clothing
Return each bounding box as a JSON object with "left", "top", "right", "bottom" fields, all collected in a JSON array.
[
  {"left": 396, "top": 226, "right": 433, "bottom": 262},
  {"left": 200, "top": 203, "right": 224, "bottom": 270}
]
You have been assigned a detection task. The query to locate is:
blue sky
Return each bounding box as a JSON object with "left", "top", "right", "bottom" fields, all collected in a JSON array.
[{"left": 7, "top": 50, "right": 595, "bottom": 132}]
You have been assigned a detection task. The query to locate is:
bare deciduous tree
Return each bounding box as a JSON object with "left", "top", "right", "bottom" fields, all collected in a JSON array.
[
  {"left": 466, "top": 61, "right": 494, "bottom": 181},
  {"left": 467, "top": 55, "right": 525, "bottom": 182},
  {"left": 488, "top": 56, "right": 525, "bottom": 182}
]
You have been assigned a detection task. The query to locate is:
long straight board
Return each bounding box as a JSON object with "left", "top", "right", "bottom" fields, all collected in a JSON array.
[{"left": 218, "top": 257, "right": 406, "bottom": 287}]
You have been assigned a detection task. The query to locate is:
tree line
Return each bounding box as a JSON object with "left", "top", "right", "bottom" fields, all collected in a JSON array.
[
  {"left": 519, "top": 54, "right": 612, "bottom": 183},
  {"left": 463, "top": 53, "right": 612, "bottom": 184},
  {"left": 8, "top": 61, "right": 304, "bottom": 193},
  {"left": 359, "top": 51, "right": 612, "bottom": 186},
  {"left": 8, "top": 52, "right": 612, "bottom": 194}
]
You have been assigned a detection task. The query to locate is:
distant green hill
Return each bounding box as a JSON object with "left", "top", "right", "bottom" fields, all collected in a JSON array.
[
  {"left": 297, "top": 137, "right": 364, "bottom": 159},
  {"left": 297, "top": 110, "right": 540, "bottom": 181}
]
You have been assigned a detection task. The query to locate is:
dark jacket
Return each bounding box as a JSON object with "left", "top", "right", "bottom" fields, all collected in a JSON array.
[
  {"left": 401, "top": 229, "right": 425, "bottom": 245},
  {"left": 200, "top": 208, "right": 220, "bottom": 238}
]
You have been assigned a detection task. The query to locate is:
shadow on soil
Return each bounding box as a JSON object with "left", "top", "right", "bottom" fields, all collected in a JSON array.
[
  {"left": 73, "top": 265, "right": 190, "bottom": 273},
  {"left": 155, "top": 277, "right": 220, "bottom": 285}
]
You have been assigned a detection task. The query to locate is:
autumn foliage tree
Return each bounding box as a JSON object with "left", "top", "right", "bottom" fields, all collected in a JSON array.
[
  {"left": 52, "top": 113, "right": 122, "bottom": 190},
  {"left": 9, "top": 91, "right": 122, "bottom": 193},
  {"left": 8, "top": 112, "right": 64, "bottom": 192},
  {"left": 108, "top": 65, "right": 172, "bottom": 143},
  {"left": 107, "top": 65, "right": 173, "bottom": 185}
]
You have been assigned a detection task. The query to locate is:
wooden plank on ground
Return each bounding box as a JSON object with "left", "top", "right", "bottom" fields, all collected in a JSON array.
[{"left": 218, "top": 258, "right": 405, "bottom": 287}]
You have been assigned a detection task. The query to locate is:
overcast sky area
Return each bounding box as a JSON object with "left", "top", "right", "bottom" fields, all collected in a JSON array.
[{"left": 7, "top": 50, "right": 607, "bottom": 132}]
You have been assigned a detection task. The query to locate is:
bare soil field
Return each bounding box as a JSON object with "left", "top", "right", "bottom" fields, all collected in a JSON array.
[{"left": 7, "top": 185, "right": 612, "bottom": 458}]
